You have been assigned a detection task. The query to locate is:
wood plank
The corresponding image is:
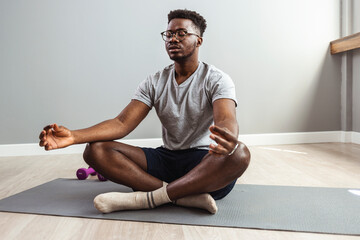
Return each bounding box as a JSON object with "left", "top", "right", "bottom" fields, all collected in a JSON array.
[{"left": 330, "top": 32, "right": 360, "bottom": 54}]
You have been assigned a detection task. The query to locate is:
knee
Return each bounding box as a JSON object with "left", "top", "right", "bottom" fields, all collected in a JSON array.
[
  {"left": 83, "top": 142, "right": 108, "bottom": 166},
  {"left": 231, "top": 142, "right": 251, "bottom": 175}
]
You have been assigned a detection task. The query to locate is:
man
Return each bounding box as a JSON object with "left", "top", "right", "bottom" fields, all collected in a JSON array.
[{"left": 39, "top": 9, "right": 250, "bottom": 214}]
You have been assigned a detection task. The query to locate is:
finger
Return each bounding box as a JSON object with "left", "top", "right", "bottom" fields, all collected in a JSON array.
[
  {"left": 210, "top": 134, "right": 233, "bottom": 150},
  {"left": 39, "top": 130, "right": 45, "bottom": 140},
  {"left": 210, "top": 125, "right": 237, "bottom": 142},
  {"left": 53, "top": 123, "right": 60, "bottom": 132},
  {"left": 43, "top": 127, "right": 53, "bottom": 136},
  {"left": 209, "top": 149, "right": 222, "bottom": 156},
  {"left": 39, "top": 140, "right": 46, "bottom": 147},
  {"left": 43, "top": 124, "right": 54, "bottom": 131},
  {"left": 209, "top": 143, "right": 228, "bottom": 155},
  {"left": 39, "top": 130, "right": 49, "bottom": 140},
  {"left": 210, "top": 125, "right": 230, "bottom": 138},
  {"left": 45, "top": 143, "right": 53, "bottom": 151},
  {"left": 209, "top": 125, "right": 227, "bottom": 136}
]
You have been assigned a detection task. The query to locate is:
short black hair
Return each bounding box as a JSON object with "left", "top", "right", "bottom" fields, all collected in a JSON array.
[{"left": 168, "top": 9, "right": 207, "bottom": 37}]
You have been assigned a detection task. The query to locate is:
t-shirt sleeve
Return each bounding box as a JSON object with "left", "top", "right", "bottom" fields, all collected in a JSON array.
[
  {"left": 210, "top": 72, "right": 238, "bottom": 107},
  {"left": 132, "top": 76, "right": 154, "bottom": 108}
]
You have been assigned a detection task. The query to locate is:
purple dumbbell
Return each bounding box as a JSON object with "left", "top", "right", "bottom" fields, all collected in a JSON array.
[
  {"left": 76, "top": 167, "right": 96, "bottom": 180},
  {"left": 76, "top": 167, "right": 107, "bottom": 181}
]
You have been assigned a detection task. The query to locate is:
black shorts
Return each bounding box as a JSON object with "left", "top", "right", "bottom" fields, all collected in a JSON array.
[{"left": 141, "top": 147, "right": 236, "bottom": 200}]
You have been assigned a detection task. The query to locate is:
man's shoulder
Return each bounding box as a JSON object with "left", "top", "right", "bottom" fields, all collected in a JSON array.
[
  {"left": 200, "top": 62, "right": 230, "bottom": 81},
  {"left": 207, "top": 62, "right": 228, "bottom": 75},
  {"left": 163, "top": 63, "right": 175, "bottom": 72},
  {"left": 151, "top": 63, "right": 174, "bottom": 79},
  {"left": 143, "top": 63, "right": 174, "bottom": 86}
]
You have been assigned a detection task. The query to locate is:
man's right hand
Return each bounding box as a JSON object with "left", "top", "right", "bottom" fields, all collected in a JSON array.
[{"left": 39, "top": 124, "right": 75, "bottom": 150}]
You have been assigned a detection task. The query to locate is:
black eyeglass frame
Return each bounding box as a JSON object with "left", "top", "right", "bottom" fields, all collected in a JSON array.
[{"left": 160, "top": 30, "right": 201, "bottom": 42}]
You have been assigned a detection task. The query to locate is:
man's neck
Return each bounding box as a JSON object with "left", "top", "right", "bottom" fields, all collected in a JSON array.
[{"left": 174, "top": 58, "right": 199, "bottom": 85}]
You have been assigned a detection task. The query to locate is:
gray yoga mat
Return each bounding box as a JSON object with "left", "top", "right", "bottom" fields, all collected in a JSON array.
[{"left": 0, "top": 178, "right": 359, "bottom": 235}]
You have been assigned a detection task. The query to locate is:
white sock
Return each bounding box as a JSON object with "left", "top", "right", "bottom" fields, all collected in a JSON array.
[
  {"left": 94, "top": 184, "right": 171, "bottom": 213},
  {"left": 163, "top": 182, "right": 218, "bottom": 214}
]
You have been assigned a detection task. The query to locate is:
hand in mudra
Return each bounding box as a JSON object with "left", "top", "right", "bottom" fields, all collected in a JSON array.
[
  {"left": 209, "top": 125, "right": 239, "bottom": 156},
  {"left": 39, "top": 124, "right": 74, "bottom": 150}
]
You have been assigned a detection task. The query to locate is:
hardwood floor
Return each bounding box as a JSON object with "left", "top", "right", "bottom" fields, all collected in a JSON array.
[{"left": 0, "top": 143, "right": 359, "bottom": 240}]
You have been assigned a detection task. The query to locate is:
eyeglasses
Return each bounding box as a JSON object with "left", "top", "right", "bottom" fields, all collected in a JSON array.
[{"left": 160, "top": 30, "right": 200, "bottom": 42}]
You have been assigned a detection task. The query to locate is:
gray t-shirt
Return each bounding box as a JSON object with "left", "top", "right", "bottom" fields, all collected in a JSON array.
[{"left": 133, "top": 61, "right": 237, "bottom": 150}]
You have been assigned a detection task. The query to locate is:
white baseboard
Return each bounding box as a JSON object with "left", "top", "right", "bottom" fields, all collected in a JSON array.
[
  {"left": 0, "top": 138, "right": 163, "bottom": 157},
  {"left": 238, "top": 131, "right": 345, "bottom": 146},
  {"left": 351, "top": 132, "right": 360, "bottom": 144},
  {"left": 0, "top": 131, "right": 359, "bottom": 157}
]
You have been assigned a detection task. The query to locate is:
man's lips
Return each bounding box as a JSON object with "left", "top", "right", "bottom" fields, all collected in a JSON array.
[{"left": 167, "top": 45, "right": 181, "bottom": 52}]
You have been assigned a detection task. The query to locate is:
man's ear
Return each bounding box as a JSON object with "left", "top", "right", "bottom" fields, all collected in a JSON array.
[{"left": 197, "top": 37, "right": 203, "bottom": 47}]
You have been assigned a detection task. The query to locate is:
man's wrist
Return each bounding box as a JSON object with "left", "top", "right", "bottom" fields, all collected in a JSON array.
[{"left": 70, "top": 130, "right": 80, "bottom": 145}]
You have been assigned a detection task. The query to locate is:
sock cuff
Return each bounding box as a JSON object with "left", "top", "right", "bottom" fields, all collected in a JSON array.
[
  {"left": 148, "top": 185, "right": 171, "bottom": 208},
  {"left": 162, "top": 182, "right": 177, "bottom": 204}
]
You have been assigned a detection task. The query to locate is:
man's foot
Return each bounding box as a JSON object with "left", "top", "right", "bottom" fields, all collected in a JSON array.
[
  {"left": 94, "top": 185, "right": 171, "bottom": 213},
  {"left": 174, "top": 193, "right": 218, "bottom": 214},
  {"left": 93, "top": 182, "right": 218, "bottom": 214},
  {"left": 161, "top": 182, "right": 218, "bottom": 214}
]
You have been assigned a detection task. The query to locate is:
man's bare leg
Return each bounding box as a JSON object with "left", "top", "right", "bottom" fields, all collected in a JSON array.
[
  {"left": 83, "top": 141, "right": 220, "bottom": 213},
  {"left": 166, "top": 143, "right": 250, "bottom": 200},
  {"left": 83, "top": 141, "right": 163, "bottom": 191},
  {"left": 84, "top": 141, "right": 250, "bottom": 213}
]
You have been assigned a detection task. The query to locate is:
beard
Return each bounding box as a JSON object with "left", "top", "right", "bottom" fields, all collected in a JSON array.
[{"left": 168, "top": 42, "right": 197, "bottom": 61}]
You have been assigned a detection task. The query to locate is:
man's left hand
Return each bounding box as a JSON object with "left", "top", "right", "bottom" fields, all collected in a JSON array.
[{"left": 209, "top": 125, "right": 239, "bottom": 156}]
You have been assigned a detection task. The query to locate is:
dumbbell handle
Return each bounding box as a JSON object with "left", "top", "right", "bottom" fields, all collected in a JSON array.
[{"left": 76, "top": 167, "right": 96, "bottom": 180}]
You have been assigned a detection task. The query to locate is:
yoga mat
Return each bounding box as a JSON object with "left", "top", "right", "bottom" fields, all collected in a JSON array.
[{"left": 0, "top": 178, "right": 359, "bottom": 235}]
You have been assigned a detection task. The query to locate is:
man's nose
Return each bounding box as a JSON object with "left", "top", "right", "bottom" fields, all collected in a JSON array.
[{"left": 169, "top": 34, "right": 179, "bottom": 43}]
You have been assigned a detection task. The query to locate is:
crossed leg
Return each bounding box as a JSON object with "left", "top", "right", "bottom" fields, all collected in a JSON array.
[
  {"left": 83, "top": 140, "right": 250, "bottom": 213},
  {"left": 83, "top": 141, "right": 162, "bottom": 191}
]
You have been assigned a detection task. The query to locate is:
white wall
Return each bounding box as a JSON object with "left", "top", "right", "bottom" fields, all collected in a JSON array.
[
  {"left": 352, "top": 0, "right": 360, "bottom": 132},
  {"left": 200, "top": 0, "right": 341, "bottom": 134},
  {"left": 0, "top": 0, "right": 341, "bottom": 144}
]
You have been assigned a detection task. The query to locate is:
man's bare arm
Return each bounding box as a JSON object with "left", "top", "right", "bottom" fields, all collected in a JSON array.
[
  {"left": 72, "top": 100, "right": 150, "bottom": 144},
  {"left": 209, "top": 98, "right": 239, "bottom": 155},
  {"left": 39, "top": 100, "right": 150, "bottom": 150}
]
